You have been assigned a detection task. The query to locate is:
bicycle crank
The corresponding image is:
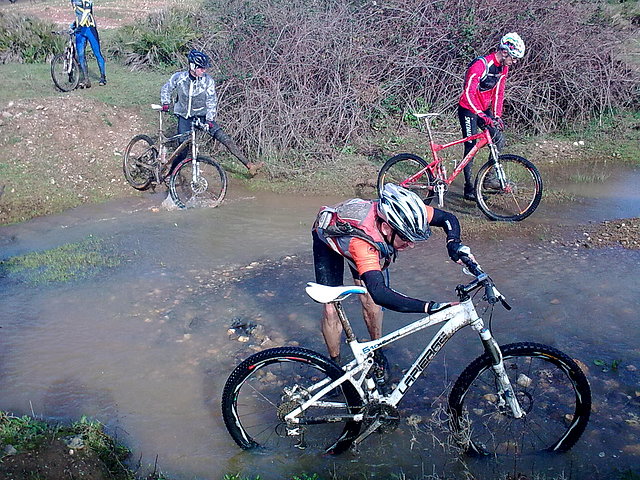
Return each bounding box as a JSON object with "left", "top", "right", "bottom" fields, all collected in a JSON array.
[{"left": 352, "top": 402, "right": 400, "bottom": 447}]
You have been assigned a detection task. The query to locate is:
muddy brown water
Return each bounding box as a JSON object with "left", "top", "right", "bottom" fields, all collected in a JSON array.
[{"left": 1, "top": 167, "right": 639, "bottom": 480}]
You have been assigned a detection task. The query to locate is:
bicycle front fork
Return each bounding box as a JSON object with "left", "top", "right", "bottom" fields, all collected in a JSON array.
[
  {"left": 479, "top": 328, "right": 525, "bottom": 418},
  {"left": 190, "top": 131, "right": 201, "bottom": 187},
  {"left": 435, "top": 163, "right": 447, "bottom": 207},
  {"left": 489, "top": 147, "right": 507, "bottom": 188},
  {"left": 436, "top": 183, "right": 446, "bottom": 207}
]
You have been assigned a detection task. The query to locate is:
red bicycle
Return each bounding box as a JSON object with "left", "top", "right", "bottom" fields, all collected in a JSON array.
[{"left": 377, "top": 113, "right": 543, "bottom": 221}]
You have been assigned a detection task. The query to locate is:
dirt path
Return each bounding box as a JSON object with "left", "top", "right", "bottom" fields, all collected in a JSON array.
[{"left": 0, "top": 0, "right": 192, "bottom": 29}]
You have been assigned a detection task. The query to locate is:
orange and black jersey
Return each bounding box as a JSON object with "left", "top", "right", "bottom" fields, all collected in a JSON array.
[{"left": 313, "top": 201, "right": 461, "bottom": 313}]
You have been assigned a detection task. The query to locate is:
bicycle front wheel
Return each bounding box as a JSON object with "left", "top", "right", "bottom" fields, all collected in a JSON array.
[
  {"left": 377, "top": 153, "right": 436, "bottom": 204},
  {"left": 50, "top": 53, "right": 80, "bottom": 92},
  {"left": 449, "top": 342, "right": 591, "bottom": 457},
  {"left": 222, "top": 347, "right": 364, "bottom": 455},
  {"left": 474, "top": 154, "right": 543, "bottom": 221},
  {"left": 123, "top": 134, "right": 156, "bottom": 190},
  {"left": 169, "top": 156, "right": 227, "bottom": 209}
]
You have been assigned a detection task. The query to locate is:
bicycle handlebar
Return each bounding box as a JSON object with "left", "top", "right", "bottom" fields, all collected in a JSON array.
[
  {"left": 149, "top": 105, "right": 208, "bottom": 131},
  {"left": 457, "top": 255, "right": 511, "bottom": 310}
]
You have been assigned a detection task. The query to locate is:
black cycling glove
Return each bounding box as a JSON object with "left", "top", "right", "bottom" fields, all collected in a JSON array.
[{"left": 447, "top": 240, "right": 471, "bottom": 262}]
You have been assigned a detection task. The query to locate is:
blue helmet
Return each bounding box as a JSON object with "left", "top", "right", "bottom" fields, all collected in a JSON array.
[{"left": 187, "top": 49, "right": 210, "bottom": 69}]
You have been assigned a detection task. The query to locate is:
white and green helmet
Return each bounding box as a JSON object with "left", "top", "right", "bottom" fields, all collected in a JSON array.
[
  {"left": 378, "top": 184, "right": 431, "bottom": 242},
  {"left": 499, "top": 32, "right": 525, "bottom": 59}
]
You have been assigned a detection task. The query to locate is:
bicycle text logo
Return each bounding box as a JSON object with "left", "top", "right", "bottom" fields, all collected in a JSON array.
[{"left": 398, "top": 330, "right": 450, "bottom": 394}]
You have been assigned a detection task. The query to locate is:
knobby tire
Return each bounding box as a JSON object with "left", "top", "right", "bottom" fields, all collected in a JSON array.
[
  {"left": 122, "top": 134, "right": 156, "bottom": 190},
  {"left": 50, "top": 53, "right": 80, "bottom": 92},
  {"left": 474, "top": 154, "right": 543, "bottom": 221},
  {"left": 377, "top": 153, "right": 436, "bottom": 204},
  {"left": 221, "top": 347, "right": 364, "bottom": 455},
  {"left": 169, "top": 156, "right": 227, "bottom": 209},
  {"left": 449, "top": 342, "right": 591, "bottom": 457}
]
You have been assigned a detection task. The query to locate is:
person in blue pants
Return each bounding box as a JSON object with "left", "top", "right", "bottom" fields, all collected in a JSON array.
[{"left": 70, "top": 0, "right": 106, "bottom": 87}]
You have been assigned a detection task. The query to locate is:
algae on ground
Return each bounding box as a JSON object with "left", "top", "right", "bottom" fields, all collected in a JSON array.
[{"left": 0, "top": 236, "right": 121, "bottom": 285}]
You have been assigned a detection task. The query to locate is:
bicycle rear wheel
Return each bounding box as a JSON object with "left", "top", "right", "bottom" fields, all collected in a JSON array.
[
  {"left": 474, "top": 154, "right": 543, "bottom": 221},
  {"left": 377, "top": 153, "right": 436, "bottom": 204},
  {"left": 222, "top": 347, "right": 363, "bottom": 455},
  {"left": 123, "top": 134, "right": 156, "bottom": 190},
  {"left": 50, "top": 53, "right": 80, "bottom": 92},
  {"left": 449, "top": 342, "right": 591, "bottom": 457},
  {"left": 169, "top": 155, "right": 227, "bottom": 209}
]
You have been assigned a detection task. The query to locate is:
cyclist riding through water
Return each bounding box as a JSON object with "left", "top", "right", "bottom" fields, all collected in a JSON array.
[
  {"left": 458, "top": 32, "right": 525, "bottom": 200},
  {"left": 160, "top": 50, "right": 264, "bottom": 179},
  {"left": 70, "top": 0, "right": 106, "bottom": 87},
  {"left": 312, "top": 183, "right": 474, "bottom": 377}
]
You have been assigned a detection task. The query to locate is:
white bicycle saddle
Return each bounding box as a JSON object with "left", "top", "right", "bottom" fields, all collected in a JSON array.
[{"left": 305, "top": 282, "right": 367, "bottom": 304}]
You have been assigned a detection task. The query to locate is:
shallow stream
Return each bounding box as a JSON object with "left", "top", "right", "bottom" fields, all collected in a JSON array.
[{"left": 1, "top": 166, "right": 639, "bottom": 480}]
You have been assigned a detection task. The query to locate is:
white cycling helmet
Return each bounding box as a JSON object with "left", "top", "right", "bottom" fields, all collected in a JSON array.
[
  {"left": 499, "top": 32, "right": 525, "bottom": 59},
  {"left": 378, "top": 184, "right": 431, "bottom": 242}
]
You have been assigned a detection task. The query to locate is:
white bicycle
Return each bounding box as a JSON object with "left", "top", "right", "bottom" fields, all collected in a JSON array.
[{"left": 222, "top": 257, "right": 591, "bottom": 457}]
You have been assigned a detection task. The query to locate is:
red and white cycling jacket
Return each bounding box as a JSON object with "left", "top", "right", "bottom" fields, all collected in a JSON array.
[{"left": 458, "top": 52, "right": 509, "bottom": 117}]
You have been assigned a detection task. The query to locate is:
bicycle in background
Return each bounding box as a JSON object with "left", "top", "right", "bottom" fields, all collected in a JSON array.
[
  {"left": 123, "top": 104, "right": 228, "bottom": 209},
  {"left": 222, "top": 256, "right": 590, "bottom": 457},
  {"left": 378, "top": 113, "right": 543, "bottom": 221},
  {"left": 50, "top": 30, "right": 80, "bottom": 92}
]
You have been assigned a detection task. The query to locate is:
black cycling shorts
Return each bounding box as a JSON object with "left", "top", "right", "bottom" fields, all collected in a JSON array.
[{"left": 312, "top": 230, "right": 359, "bottom": 287}]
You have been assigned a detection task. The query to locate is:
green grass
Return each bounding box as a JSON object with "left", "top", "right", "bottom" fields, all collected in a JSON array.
[
  {"left": 569, "top": 172, "right": 612, "bottom": 183},
  {"left": 70, "top": 416, "right": 132, "bottom": 476},
  {"left": 0, "top": 63, "right": 56, "bottom": 101},
  {"left": 0, "top": 412, "right": 49, "bottom": 452},
  {"left": 0, "top": 411, "right": 136, "bottom": 479},
  {"left": 0, "top": 236, "right": 122, "bottom": 284},
  {"left": 542, "top": 189, "right": 578, "bottom": 204},
  {"left": 0, "top": 61, "right": 168, "bottom": 107}
]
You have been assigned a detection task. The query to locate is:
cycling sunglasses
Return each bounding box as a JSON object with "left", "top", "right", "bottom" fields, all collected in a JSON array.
[{"left": 394, "top": 230, "right": 413, "bottom": 243}]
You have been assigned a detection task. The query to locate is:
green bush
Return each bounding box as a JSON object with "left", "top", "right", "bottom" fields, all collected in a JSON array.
[
  {"left": 109, "top": 7, "right": 206, "bottom": 71},
  {"left": 0, "top": 412, "right": 49, "bottom": 452},
  {"left": 0, "top": 12, "right": 63, "bottom": 63}
]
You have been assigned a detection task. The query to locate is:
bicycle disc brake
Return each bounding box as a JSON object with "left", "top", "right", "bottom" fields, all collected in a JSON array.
[{"left": 191, "top": 176, "right": 209, "bottom": 195}]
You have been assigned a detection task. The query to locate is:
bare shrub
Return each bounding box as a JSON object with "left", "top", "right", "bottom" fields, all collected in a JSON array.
[{"left": 150, "top": 0, "right": 640, "bottom": 170}]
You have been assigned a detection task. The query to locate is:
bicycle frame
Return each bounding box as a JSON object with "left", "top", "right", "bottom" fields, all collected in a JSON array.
[
  {"left": 150, "top": 105, "right": 202, "bottom": 184},
  {"left": 285, "top": 283, "right": 524, "bottom": 445},
  {"left": 401, "top": 113, "right": 504, "bottom": 206}
]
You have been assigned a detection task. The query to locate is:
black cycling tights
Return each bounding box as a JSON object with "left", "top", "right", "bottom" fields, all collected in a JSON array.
[
  {"left": 457, "top": 106, "right": 504, "bottom": 188},
  {"left": 173, "top": 116, "right": 249, "bottom": 170}
]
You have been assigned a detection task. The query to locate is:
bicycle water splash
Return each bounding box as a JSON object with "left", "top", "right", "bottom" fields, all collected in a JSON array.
[{"left": 123, "top": 104, "right": 227, "bottom": 209}]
